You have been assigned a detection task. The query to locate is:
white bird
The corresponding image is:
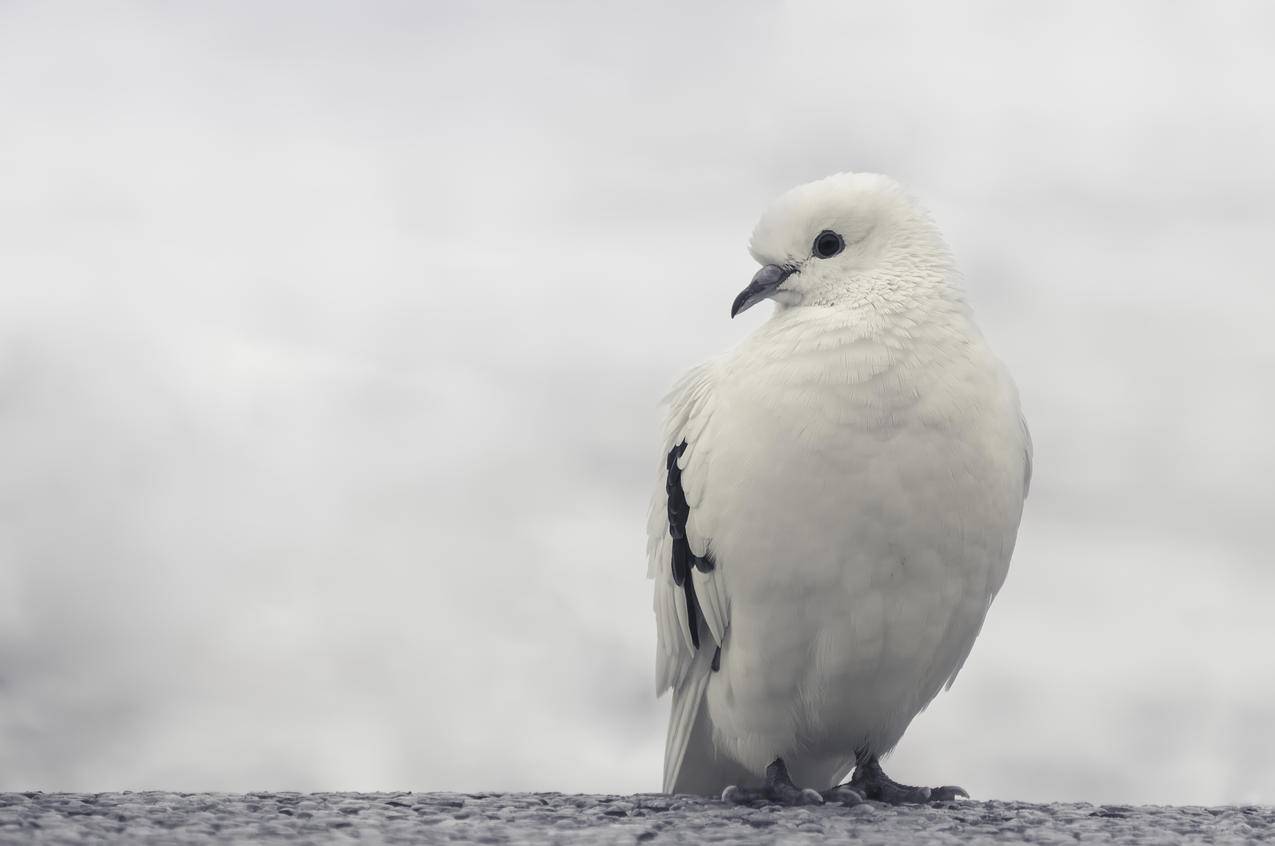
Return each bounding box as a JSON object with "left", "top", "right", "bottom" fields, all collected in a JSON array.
[{"left": 646, "top": 172, "right": 1031, "bottom": 805}]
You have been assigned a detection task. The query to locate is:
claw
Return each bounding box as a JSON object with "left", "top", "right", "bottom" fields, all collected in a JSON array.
[{"left": 930, "top": 785, "right": 970, "bottom": 802}]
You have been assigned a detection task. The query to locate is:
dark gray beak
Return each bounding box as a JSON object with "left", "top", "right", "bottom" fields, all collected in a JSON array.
[{"left": 731, "top": 264, "right": 795, "bottom": 318}]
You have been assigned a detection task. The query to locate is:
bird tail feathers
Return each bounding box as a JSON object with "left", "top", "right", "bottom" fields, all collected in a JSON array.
[{"left": 663, "top": 647, "right": 753, "bottom": 795}]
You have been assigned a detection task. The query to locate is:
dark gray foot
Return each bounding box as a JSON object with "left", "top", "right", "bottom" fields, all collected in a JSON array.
[
  {"left": 837, "top": 753, "right": 969, "bottom": 805},
  {"left": 721, "top": 758, "right": 824, "bottom": 806}
]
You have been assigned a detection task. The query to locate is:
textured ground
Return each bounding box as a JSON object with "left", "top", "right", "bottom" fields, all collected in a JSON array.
[{"left": 1, "top": 792, "right": 1272, "bottom": 844}]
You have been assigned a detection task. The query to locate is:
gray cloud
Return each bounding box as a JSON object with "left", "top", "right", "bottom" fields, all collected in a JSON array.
[{"left": 1, "top": 0, "right": 1273, "bottom": 804}]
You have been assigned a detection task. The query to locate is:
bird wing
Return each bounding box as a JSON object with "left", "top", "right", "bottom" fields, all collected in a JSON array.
[
  {"left": 1021, "top": 412, "right": 1034, "bottom": 497},
  {"left": 646, "top": 362, "right": 731, "bottom": 792},
  {"left": 938, "top": 406, "right": 1034, "bottom": 693}
]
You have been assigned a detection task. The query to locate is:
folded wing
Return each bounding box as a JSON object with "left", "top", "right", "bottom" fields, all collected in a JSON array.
[{"left": 646, "top": 363, "right": 731, "bottom": 791}]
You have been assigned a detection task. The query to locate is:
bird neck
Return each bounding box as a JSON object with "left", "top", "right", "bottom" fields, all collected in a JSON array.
[
  {"left": 766, "top": 278, "right": 972, "bottom": 346},
  {"left": 735, "top": 284, "right": 981, "bottom": 391}
]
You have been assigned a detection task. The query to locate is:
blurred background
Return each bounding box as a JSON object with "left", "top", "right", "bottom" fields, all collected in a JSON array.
[{"left": 2, "top": 1, "right": 1273, "bottom": 806}]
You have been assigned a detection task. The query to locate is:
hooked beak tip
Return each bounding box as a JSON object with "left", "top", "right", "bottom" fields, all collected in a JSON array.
[{"left": 731, "top": 264, "right": 794, "bottom": 319}]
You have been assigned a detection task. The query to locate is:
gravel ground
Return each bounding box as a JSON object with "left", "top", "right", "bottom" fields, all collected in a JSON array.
[{"left": 2, "top": 792, "right": 1272, "bottom": 845}]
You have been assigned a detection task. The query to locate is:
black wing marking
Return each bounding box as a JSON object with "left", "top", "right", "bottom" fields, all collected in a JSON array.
[{"left": 666, "top": 440, "right": 716, "bottom": 651}]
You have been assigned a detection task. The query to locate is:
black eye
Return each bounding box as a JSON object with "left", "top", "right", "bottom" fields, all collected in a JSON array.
[{"left": 813, "top": 230, "right": 844, "bottom": 259}]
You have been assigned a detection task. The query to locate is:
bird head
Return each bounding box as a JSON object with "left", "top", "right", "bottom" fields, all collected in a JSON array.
[{"left": 732, "top": 172, "right": 951, "bottom": 318}]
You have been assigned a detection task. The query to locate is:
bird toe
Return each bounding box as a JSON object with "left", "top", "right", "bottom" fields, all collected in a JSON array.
[
  {"left": 929, "top": 785, "right": 969, "bottom": 802},
  {"left": 822, "top": 785, "right": 865, "bottom": 806},
  {"left": 798, "top": 788, "right": 825, "bottom": 806}
]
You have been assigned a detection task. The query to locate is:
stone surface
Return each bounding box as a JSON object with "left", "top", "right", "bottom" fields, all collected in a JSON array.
[{"left": 1, "top": 792, "right": 1271, "bottom": 844}]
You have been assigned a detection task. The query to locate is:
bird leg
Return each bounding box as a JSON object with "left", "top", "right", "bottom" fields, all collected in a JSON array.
[
  {"left": 721, "top": 758, "right": 825, "bottom": 806},
  {"left": 835, "top": 751, "right": 969, "bottom": 804}
]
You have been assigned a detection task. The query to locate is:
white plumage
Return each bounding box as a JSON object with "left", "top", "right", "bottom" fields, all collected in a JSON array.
[{"left": 647, "top": 173, "right": 1031, "bottom": 797}]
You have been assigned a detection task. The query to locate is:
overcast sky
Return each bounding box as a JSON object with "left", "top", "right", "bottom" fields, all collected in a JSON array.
[{"left": 2, "top": 1, "right": 1274, "bottom": 806}]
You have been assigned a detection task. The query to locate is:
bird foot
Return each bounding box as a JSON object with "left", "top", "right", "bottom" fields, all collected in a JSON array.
[
  {"left": 844, "top": 753, "right": 969, "bottom": 805},
  {"left": 721, "top": 758, "right": 824, "bottom": 806}
]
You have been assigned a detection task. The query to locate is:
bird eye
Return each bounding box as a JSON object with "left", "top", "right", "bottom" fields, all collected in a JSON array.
[{"left": 813, "top": 230, "right": 845, "bottom": 259}]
